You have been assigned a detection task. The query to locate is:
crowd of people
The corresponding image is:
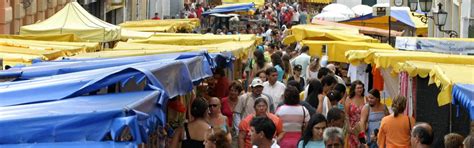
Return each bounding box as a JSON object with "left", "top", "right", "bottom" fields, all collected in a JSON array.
[{"left": 166, "top": 2, "right": 471, "bottom": 148}]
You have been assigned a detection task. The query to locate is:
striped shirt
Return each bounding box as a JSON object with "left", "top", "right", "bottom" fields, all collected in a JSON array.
[{"left": 275, "top": 104, "right": 310, "bottom": 132}]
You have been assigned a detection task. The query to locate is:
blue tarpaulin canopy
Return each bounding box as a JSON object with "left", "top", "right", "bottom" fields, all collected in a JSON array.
[
  {"left": 0, "top": 91, "right": 161, "bottom": 144},
  {"left": 0, "top": 52, "right": 231, "bottom": 80},
  {"left": 452, "top": 83, "right": 474, "bottom": 120},
  {"left": 1, "top": 141, "right": 134, "bottom": 148},
  {"left": 0, "top": 56, "right": 211, "bottom": 107},
  {"left": 203, "top": 2, "right": 255, "bottom": 15}
]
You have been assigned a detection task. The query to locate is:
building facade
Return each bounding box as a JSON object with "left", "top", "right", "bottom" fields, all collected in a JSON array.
[{"left": 426, "top": 0, "right": 472, "bottom": 38}]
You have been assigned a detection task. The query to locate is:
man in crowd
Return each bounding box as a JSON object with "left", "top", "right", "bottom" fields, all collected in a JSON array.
[
  {"left": 291, "top": 45, "right": 311, "bottom": 79},
  {"left": 263, "top": 67, "right": 286, "bottom": 108},
  {"left": 234, "top": 78, "right": 274, "bottom": 133},
  {"left": 411, "top": 122, "right": 433, "bottom": 148},
  {"left": 250, "top": 116, "right": 280, "bottom": 148},
  {"left": 324, "top": 127, "right": 345, "bottom": 148}
]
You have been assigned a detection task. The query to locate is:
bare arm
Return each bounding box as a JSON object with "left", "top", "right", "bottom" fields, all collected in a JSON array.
[
  {"left": 359, "top": 105, "right": 369, "bottom": 134},
  {"left": 316, "top": 95, "right": 324, "bottom": 113},
  {"left": 170, "top": 127, "right": 183, "bottom": 148},
  {"left": 238, "top": 131, "right": 246, "bottom": 148}
]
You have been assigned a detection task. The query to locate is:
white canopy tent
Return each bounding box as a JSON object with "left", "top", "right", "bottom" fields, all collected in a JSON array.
[
  {"left": 352, "top": 5, "right": 372, "bottom": 16},
  {"left": 321, "top": 3, "right": 355, "bottom": 18},
  {"left": 313, "top": 12, "right": 350, "bottom": 22}
]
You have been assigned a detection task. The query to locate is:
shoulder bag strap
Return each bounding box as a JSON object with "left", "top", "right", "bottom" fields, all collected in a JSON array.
[{"left": 301, "top": 106, "right": 306, "bottom": 133}]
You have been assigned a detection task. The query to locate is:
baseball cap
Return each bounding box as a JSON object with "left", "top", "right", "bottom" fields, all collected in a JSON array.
[
  {"left": 250, "top": 78, "right": 264, "bottom": 88},
  {"left": 294, "top": 64, "right": 302, "bottom": 71}
]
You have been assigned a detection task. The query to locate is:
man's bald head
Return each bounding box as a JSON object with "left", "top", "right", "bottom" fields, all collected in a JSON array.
[{"left": 412, "top": 122, "right": 433, "bottom": 146}]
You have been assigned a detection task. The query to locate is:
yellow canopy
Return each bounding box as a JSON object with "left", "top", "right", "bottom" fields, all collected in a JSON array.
[
  {"left": 128, "top": 34, "right": 261, "bottom": 46},
  {"left": 0, "top": 34, "right": 83, "bottom": 42},
  {"left": 113, "top": 40, "right": 255, "bottom": 59},
  {"left": 20, "top": 2, "right": 121, "bottom": 42},
  {"left": 302, "top": 40, "right": 394, "bottom": 63},
  {"left": 0, "top": 44, "right": 86, "bottom": 66},
  {"left": 345, "top": 49, "right": 474, "bottom": 69},
  {"left": 0, "top": 53, "right": 44, "bottom": 66},
  {"left": 0, "top": 38, "right": 100, "bottom": 52},
  {"left": 288, "top": 24, "right": 379, "bottom": 43},
  {"left": 428, "top": 64, "right": 474, "bottom": 106},
  {"left": 70, "top": 49, "right": 193, "bottom": 59},
  {"left": 120, "top": 29, "right": 155, "bottom": 40},
  {"left": 304, "top": 0, "right": 332, "bottom": 4},
  {"left": 221, "top": 0, "right": 264, "bottom": 8},
  {"left": 119, "top": 19, "right": 200, "bottom": 33}
]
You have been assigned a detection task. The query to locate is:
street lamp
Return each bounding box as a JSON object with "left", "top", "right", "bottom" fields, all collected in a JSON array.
[
  {"left": 409, "top": 0, "right": 431, "bottom": 24},
  {"left": 432, "top": 3, "right": 458, "bottom": 37},
  {"left": 419, "top": 0, "right": 432, "bottom": 12},
  {"left": 408, "top": 0, "right": 418, "bottom": 11},
  {"left": 394, "top": 0, "right": 404, "bottom": 7}
]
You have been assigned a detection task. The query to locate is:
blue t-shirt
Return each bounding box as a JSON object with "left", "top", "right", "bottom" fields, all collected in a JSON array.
[
  {"left": 297, "top": 140, "right": 325, "bottom": 148},
  {"left": 275, "top": 65, "right": 284, "bottom": 82}
]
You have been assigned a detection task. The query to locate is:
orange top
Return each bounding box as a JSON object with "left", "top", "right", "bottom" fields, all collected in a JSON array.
[
  {"left": 372, "top": 66, "right": 384, "bottom": 91},
  {"left": 239, "top": 113, "right": 283, "bottom": 148},
  {"left": 377, "top": 114, "right": 415, "bottom": 148}
]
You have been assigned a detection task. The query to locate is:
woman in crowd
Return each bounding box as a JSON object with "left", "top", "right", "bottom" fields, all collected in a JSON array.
[
  {"left": 306, "top": 57, "right": 320, "bottom": 80},
  {"left": 221, "top": 81, "right": 243, "bottom": 128},
  {"left": 298, "top": 113, "right": 327, "bottom": 148},
  {"left": 255, "top": 70, "right": 267, "bottom": 82},
  {"left": 377, "top": 96, "right": 415, "bottom": 147},
  {"left": 271, "top": 53, "right": 285, "bottom": 82},
  {"left": 304, "top": 78, "right": 324, "bottom": 110},
  {"left": 359, "top": 89, "right": 389, "bottom": 148},
  {"left": 281, "top": 54, "right": 292, "bottom": 81},
  {"left": 288, "top": 64, "right": 305, "bottom": 91},
  {"left": 204, "top": 127, "right": 232, "bottom": 148},
  {"left": 239, "top": 98, "right": 283, "bottom": 148},
  {"left": 318, "top": 75, "right": 337, "bottom": 115},
  {"left": 333, "top": 83, "right": 347, "bottom": 110},
  {"left": 345, "top": 80, "right": 366, "bottom": 147},
  {"left": 209, "top": 97, "right": 228, "bottom": 131},
  {"left": 171, "top": 98, "right": 211, "bottom": 148},
  {"left": 276, "top": 86, "right": 310, "bottom": 148}
]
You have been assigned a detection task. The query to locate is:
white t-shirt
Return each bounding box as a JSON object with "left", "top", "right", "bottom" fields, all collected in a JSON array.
[
  {"left": 263, "top": 81, "right": 286, "bottom": 108},
  {"left": 253, "top": 139, "right": 280, "bottom": 148},
  {"left": 292, "top": 11, "right": 300, "bottom": 22}
]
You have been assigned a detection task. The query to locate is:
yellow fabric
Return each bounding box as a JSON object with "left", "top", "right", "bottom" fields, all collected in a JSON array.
[
  {"left": 220, "top": 1, "right": 264, "bottom": 7},
  {"left": 393, "top": 61, "right": 435, "bottom": 78},
  {"left": 119, "top": 19, "right": 200, "bottom": 33},
  {"left": 0, "top": 45, "right": 70, "bottom": 63},
  {"left": 20, "top": 2, "right": 121, "bottom": 42},
  {"left": 0, "top": 53, "right": 45, "bottom": 66},
  {"left": 120, "top": 29, "right": 155, "bottom": 40},
  {"left": 0, "top": 34, "right": 83, "bottom": 42},
  {"left": 428, "top": 64, "right": 474, "bottom": 106},
  {"left": 282, "top": 35, "right": 296, "bottom": 45},
  {"left": 290, "top": 25, "right": 378, "bottom": 43},
  {"left": 70, "top": 49, "right": 193, "bottom": 59},
  {"left": 304, "top": 0, "right": 332, "bottom": 4},
  {"left": 372, "top": 52, "right": 474, "bottom": 69},
  {"left": 112, "top": 40, "right": 256, "bottom": 59},
  {"left": 302, "top": 41, "right": 394, "bottom": 63},
  {"left": 344, "top": 49, "right": 473, "bottom": 68},
  {"left": 128, "top": 34, "right": 260, "bottom": 46},
  {"left": 0, "top": 38, "right": 100, "bottom": 52}
]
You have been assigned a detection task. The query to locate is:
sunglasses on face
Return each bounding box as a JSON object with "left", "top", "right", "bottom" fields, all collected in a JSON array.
[{"left": 209, "top": 104, "right": 219, "bottom": 108}]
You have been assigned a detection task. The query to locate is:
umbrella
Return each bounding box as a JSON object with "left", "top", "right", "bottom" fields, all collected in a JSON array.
[
  {"left": 313, "top": 12, "right": 350, "bottom": 22},
  {"left": 352, "top": 5, "right": 372, "bottom": 16},
  {"left": 321, "top": 3, "right": 355, "bottom": 18}
]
